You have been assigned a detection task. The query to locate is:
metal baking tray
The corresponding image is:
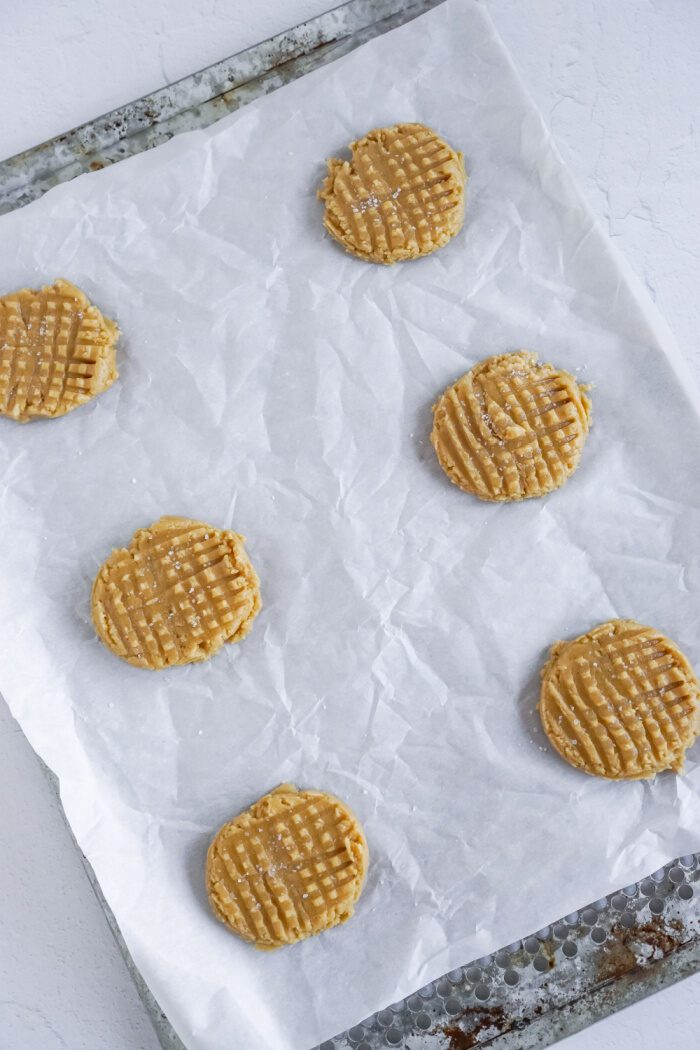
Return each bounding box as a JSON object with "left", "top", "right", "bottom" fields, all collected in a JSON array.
[{"left": 3, "top": 1, "right": 699, "bottom": 1047}]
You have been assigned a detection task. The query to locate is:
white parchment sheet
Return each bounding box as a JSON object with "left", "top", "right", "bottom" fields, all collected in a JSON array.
[{"left": 2, "top": 3, "right": 700, "bottom": 1048}]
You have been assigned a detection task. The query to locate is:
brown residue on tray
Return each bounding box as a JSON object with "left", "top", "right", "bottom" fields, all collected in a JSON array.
[
  {"left": 596, "top": 917, "right": 688, "bottom": 984},
  {"left": 438, "top": 1006, "right": 509, "bottom": 1049}
]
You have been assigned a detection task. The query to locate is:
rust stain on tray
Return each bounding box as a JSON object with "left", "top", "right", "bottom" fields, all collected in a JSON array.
[
  {"left": 597, "top": 917, "right": 689, "bottom": 984},
  {"left": 438, "top": 1006, "right": 510, "bottom": 1049}
]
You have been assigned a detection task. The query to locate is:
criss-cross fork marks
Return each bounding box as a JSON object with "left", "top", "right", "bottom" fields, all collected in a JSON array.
[
  {"left": 320, "top": 123, "right": 466, "bottom": 263},
  {"left": 92, "top": 517, "right": 260, "bottom": 669},
  {"left": 207, "top": 790, "right": 368, "bottom": 948},
  {"left": 432, "top": 353, "right": 591, "bottom": 501},
  {"left": 0, "top": 280, "right": 118, "bottom": 421},
  {"left": 540, "top": 621, "right": 700, "bottom": 780}
]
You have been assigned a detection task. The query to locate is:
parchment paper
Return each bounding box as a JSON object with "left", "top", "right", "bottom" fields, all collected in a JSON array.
[{"left": 1, "top": 3, "right": 700, "bottom": 1048}]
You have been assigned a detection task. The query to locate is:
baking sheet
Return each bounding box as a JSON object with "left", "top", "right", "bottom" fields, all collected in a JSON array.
[{"left": 1, "top": 2, "right": 700, "bottom": 1048}]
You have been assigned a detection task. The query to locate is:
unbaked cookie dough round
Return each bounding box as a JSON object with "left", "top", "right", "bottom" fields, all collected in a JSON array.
[
  {"left": 0, "top": 279, "right": 119, "bottom": 422},
  {"left": 318, "top": 122, "right": 466, "bottom": 264},
  {"left": 92, "top": 516, "right": 261, "bottom": 670},
  {"left": 431, "top": 351, "right": 591, "bottom": 501},
  {"left": 539, "top": 619, "right": 700, "bottom": 780},
  {"left": 206, "top": 784, "right": 369, "bottom": 950}
]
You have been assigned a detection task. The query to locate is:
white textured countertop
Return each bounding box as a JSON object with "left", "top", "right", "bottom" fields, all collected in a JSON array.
[{"left": 1, "top": 2, "right": 699, "bottom": 1048}]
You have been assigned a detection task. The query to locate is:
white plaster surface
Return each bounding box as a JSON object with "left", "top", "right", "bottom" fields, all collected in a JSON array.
[{"left": 0, "top": 1, "right": 699, "bottom": 1048}]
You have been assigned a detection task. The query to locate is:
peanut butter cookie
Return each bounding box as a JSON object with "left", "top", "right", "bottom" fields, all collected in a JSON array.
[
  {"left": 431, "top": 351, "right": 591, "bottom": 501},
  {"left": 92, "top": 516, "right": 261, "bottom": 669},
  {"left": 318, "top": 123, "right": 466, "bottom": 264},
  {"left": 539, "top": 619, "right": 700, "bottom": 779},
  {"left": 206, "top": 784, "right": 368, "bottom": 949},
  {"left": 0, "top": 279, "right": 119, "bottom": 421}
]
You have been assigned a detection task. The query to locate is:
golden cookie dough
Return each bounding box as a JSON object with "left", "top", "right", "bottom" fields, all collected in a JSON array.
[
  {"left": 539, "top": 619, "right": 700, "bottom": 780},
  {"left": 0, "top": 279, "right": 119, "bottom": 422},
  {"left": 92, "top": 516, "right": 261, "bottom": 670},
  {"left": 318, "top": 122, "right": 466, "bottom": 264},
  {"left": 431, "top": 351, "right": 591, "bottom": 502},
  {"left": 206, "top": 784, "right": 369, "bottom": 950}
]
